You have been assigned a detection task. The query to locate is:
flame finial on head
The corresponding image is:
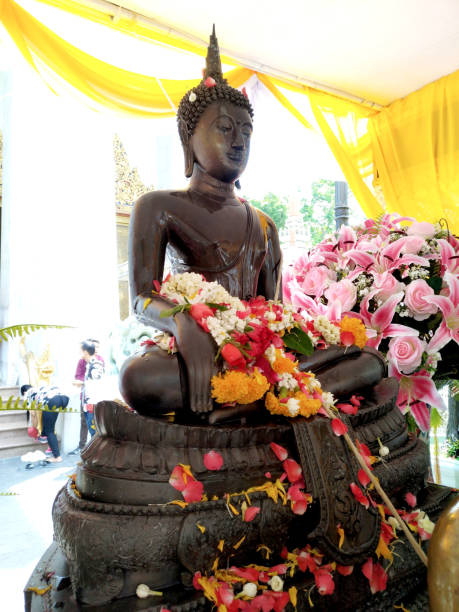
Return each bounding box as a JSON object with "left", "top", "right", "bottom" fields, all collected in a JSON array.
[{"left": 204, "top": 24, "right": 224, "bottom": 82}]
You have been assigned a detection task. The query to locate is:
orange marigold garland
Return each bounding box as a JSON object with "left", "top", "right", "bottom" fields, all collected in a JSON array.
[{"left": 339, "top": 316, "right": 367, "bottom": 349}]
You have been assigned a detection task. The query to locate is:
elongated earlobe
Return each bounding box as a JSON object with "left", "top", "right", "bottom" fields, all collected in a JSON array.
[{"left": 178, "top": 118, "right": 194, "bottom": 178}]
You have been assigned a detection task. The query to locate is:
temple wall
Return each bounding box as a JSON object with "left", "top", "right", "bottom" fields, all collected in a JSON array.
[{"left": 0, "top": 63, "right": 119, "bottom": 400}]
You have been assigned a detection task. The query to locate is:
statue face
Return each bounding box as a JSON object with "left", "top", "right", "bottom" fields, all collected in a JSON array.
[{"left": 190, "top": 102, "right": 252, "bottom": 182}]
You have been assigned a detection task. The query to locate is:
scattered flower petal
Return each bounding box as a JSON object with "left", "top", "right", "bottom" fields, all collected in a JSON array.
[
  {"left": 270, "top": 442, "right": 288, "bottom": 461},
  {"left": 331, "top": 418, "right": 348, "bottom": 436},
  {"left": 203, "top": 450, "right": 224, "bottom": 471}
]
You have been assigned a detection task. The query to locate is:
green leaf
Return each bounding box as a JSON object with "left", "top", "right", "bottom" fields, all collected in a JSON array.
[
  {"left": 160, "top": 304, "right": 189, "bottom": 318},
  {"left": 206, "top": 303, "right": 229, "bottom": 311},
  {"left": 283, "top": 326, "right": 314, "bottom": 356},
  {"left": 426, "top": 276, "right": 442, "bottom": 293},
  {"left": 430, "top": 407, "right": 443, "bottom": 432}
]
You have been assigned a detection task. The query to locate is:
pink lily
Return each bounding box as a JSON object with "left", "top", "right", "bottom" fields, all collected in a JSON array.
[
  {"left": 346, "top": 237, "right": 429, "bottom": 275},
  {"left": 437, "top": 238, "right": 459, "bottom": 275},
  {"left": 357, "top": 291, "right": 419, "bottom": 349},
  {"left": 389, "top": 363, "right": 446, "bottom": 431},
  {"left": 423, "top": 272, "right": 459, "bottom": 353}
]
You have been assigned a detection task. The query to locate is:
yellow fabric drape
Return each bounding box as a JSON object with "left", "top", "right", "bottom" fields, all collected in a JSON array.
[
  {"left": 307, "top": 88, "right": 384, "bottom": 220},
  {"left": 370, "top": 70, "right": 459, "bottom": 233},
  {"left": 4, "top": 0, "right": 458, "bottom": 232},
  {"left": 0, "top": 0, "right": 252, "bottom": 116}
]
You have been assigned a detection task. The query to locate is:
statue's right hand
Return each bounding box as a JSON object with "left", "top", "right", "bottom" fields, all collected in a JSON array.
[{"left": 174, "top": 313, "right": 217, "bottom": 414}]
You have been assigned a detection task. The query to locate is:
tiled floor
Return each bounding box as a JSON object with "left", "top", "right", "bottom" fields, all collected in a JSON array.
[{"left": 0, "top": 452, "right": 81, "bottom": 611}]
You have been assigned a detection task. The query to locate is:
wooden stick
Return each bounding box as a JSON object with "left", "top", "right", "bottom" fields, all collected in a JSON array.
[{"left": 324, "top": 406, "right": 428, "bottom": 567}]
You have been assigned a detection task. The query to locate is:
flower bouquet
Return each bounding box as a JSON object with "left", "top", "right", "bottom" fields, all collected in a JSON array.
[
  {"left": 283, "top": 214, "right": 459, "bottom": 432},
  {"left": 148, "top": 272, "right": 367, "bottom": 419}
]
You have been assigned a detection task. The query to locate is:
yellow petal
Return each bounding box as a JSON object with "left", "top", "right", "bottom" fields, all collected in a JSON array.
[
  {"left": 143, "top": 297, "right": 152, "bottom": 311},
  {"left": 233, "top": 535, "right": 246, "bottom": 550},
  {"left": 212, "top": 557, "right": 219, "bottom": 572},
  {"left": 218, "top": 539, "right": 224, "bottom": 552},
  {"left": 289, "top": 586, "right": 298, "bottom": 607},
  {"left": 196, "top": 523, "right": 206, "bottom": 534},
  {"left": 256, "top": 544, "right": 272, "bottom": 560},
  {"left": 168, "top": 500, "right": 188, "bottom": 508},
  {"left": 375, "top": 534, "right": 393, "bottom": 561},
  {"left": 337, "top": 524, "right": 345, "bottom": 549},
  {"left": 228, "top": 502, "right": 239, "bottom": 516},
  {"left": 27, "top": 585, "right": 52, "bottom": 595}
]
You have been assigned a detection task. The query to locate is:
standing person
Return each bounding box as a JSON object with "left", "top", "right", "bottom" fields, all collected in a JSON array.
[
  {"left": 81, "top": 340, "right": 105, "bottom": 438},
  {"left": 21, "top": 384, "right": 69, "bottom": 463},
  {"left": 69, "top": 343, "right": 88, "bottom": 455}
]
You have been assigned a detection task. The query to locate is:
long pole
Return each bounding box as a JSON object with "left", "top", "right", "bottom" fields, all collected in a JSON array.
[{"left": 323, "top": 405, "right": 428, "bottom": 567}]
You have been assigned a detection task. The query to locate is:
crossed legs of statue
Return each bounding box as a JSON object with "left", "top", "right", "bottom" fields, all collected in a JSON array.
[{"left": 120, "top": 345, "right": 387, "bottom": 423}]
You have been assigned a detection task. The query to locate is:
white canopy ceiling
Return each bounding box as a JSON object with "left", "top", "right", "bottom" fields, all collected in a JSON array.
[{"left": 89, "top": 0, "right": 459, "bottom": 106}]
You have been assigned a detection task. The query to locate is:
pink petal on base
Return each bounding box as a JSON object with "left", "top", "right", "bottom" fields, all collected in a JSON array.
[
  {"left": 182, "top": 480, "right": 204, "bottom": 503},
  {"left": 283, "top": 458, "right": 303, "bottom": 483},
  {"left": 270, "top": 442, "right": 288, "bottom": 461},
  {"left": 203, "top": 450, "right": 224, "bottom": 471},
  {"left": 243, "top": 506, "right": 261, "bottom": 522},
  {"left": 405, "top": 492, "right": 417, "bottom": 508},
  {"left": 331, "top": 418, "right": 348, "bottom": 436}
]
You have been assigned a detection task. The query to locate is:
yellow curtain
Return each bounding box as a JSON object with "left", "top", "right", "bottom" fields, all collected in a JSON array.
[
  {"left": 0, "top": 0, "right": 252, "bottom": 116},
  {"left": 369, "top": 70, "right": 459, "bottom": 233}
]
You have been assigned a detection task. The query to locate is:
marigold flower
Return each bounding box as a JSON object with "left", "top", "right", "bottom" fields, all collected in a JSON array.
[
  {"left": 272, "top": 349, "right": 297, "bottom": 374},
  {"left": 339, "top": 316, "right": 368, "bottom": 348},
  {"left": 211, "top": 370, "right": 268, "bottom": 404}
]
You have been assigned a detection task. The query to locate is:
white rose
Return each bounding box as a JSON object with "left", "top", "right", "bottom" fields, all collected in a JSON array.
[
  {"left": 268, "top": 576, "right": 284, "bottom": 592},
  {"left": 242, "top": 582, "right": 258, "bottom": 598}
]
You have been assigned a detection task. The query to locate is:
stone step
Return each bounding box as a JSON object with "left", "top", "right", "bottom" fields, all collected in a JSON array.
[
  {"left": 0, "top": 409, "right": 28, "bottom": 427},
  {"left": 0, "top": 437, "right": 44, "bottom": 459}
]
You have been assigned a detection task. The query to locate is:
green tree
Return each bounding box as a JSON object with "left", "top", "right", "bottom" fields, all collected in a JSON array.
[
  {"left": 250, "top": 192, "right": 288, "bottom": 230},
  {"left": 301, "top": 179, "right": 335, "bottom": 245}
]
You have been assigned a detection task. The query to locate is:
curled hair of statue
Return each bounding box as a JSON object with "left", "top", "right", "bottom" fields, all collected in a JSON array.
[{"left": 177, "top": 25, "right": 253, "bottom": 139}]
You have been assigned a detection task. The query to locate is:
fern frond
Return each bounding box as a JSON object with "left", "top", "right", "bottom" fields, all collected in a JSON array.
[
  {"left": 0, "top": 324, "right": 71, "bottom": 343},
  {"left": 0, "top": 396, "right": 78, "bottom": 413}
]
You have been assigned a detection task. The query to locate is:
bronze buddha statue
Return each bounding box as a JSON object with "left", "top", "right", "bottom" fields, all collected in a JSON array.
[
  {"left": 119, "top": 27, "right": 385, "bottom": 421},
  {"left": 26, "top": 28, "right": 452, "bottom": 612}
]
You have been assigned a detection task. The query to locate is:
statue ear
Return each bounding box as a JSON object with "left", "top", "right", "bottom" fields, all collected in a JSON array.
[{"left": 178, "top": 118, "right": 194, "bottom": 178}]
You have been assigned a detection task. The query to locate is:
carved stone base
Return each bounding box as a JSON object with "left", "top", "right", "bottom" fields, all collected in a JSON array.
[{"left": 26, "top": 482, "right": 453, "bottom": 612}]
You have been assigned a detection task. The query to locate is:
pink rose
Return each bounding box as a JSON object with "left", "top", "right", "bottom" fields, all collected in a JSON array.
[
  {"left": 324, "top": 279, "right": 357, "bottom": 312},
  {"left": 388, "top": 336, "right": 424, "bottom": 374},
  {"left": 301, "top": 267, "right": 329, "bottom": 296},
  {"left": 404, "top": 280, "right": 439, "bottom": 321},
  {"left": 407, "top": 221, "right": 435, "bottom": 239},
  {"left": 401, "top": 235, "right": 425, "bottom": 254}
]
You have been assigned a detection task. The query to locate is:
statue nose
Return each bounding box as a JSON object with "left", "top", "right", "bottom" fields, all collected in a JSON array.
[{"left": 232, "top": 129, "right": 245, "bottom": 149}]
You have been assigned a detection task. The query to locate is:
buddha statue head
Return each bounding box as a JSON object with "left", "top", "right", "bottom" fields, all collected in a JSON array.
[{"left": 177, "top": 26, "right": 254, "bottom": 182}]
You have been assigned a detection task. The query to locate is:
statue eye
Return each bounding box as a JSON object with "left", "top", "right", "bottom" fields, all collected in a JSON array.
[{"left": 216, "top": 122, "right": 232, "bottom": 133}]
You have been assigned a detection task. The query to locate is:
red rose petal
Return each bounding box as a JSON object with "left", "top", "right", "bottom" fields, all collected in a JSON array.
[
  {"left": 283, "top": 458, "right": 303, "bottom": 483},
  {"left": 337, "top": 402, "right": 358, "bottom": 415},
  {"left": 337, "top": 564, "right": 354, "bottom": 576},
  {"left": 169, "top": 465, "right": 187, "bottom": 491},
  {"left": 358, "top": 468, "right": 371, "bottom": 487},
  {"left": 203, "top": 450, "right": 224, "bottom": 471},
  {"left": 270, "top": 563, "right": 287, "bottom": 575},
  {"left": 204, "top": 76, "right": 216, "bottom": 87},
  {"left": 243, "top": 505, "right": 261, "bottom": 522},
  {"left": 230, "top": 567, "right": 260, "bottom": 582},
  {"left": 292, "top": 499, "right": 308, "bottom": 515},
  {"left": 331, "top": 418, "right": 348, "bottom": 436},
  {"left": 405, "top": 492, "right": 417, "bottom": 508},
  {"left": 340, "top": 330, "right": 355, "bottom": 347},
  {"left": 314, "top": 569, "right": 335, "bottom": 595},
  {"left": 182, "top": 479, "right": 204, "bottom": 503},
  {"left": 270, "top": 442, "right": 288, "bottom": 461},
  {"left": 350, "top": 482, "right": 369, "bottom": 509}
]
